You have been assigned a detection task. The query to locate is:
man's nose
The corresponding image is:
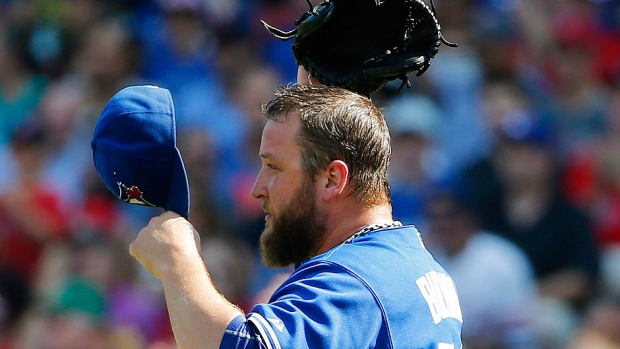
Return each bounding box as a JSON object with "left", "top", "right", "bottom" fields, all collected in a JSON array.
[{"left": 251, "top": 168, "right": 267, "bottom": 200}]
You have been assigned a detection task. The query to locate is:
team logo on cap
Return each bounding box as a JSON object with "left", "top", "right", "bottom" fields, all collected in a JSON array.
[{"left": 117, "top": 182, "right": 156, "bottom": 207}]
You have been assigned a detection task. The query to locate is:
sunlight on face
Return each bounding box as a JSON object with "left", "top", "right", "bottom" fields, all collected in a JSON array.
[{"left": 252, "top": 116, "right": 326, "bottom": 267}]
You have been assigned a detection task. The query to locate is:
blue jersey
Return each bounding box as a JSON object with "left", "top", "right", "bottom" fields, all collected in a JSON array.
[{"left": 220, "top": 225, "right": 463, "bottom": 348}]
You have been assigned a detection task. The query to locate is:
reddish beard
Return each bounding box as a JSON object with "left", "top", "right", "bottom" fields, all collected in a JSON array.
[{"left": 259, "top": 176, "right": 326, "bottom": 268}]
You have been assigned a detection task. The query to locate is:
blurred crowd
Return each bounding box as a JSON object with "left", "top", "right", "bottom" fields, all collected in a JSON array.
[{"left": 1, "top": 0, "right": 620, "bottom": 348}]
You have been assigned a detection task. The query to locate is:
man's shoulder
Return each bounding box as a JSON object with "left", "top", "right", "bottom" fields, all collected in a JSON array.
[
  {"left": 310, "top": 225, "right": 433, "bottom": 271},
  {"left": 291, "top": 225, "right": 453, "bottom": 302}
]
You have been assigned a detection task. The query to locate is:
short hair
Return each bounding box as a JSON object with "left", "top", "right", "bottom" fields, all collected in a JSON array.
[{"left": 262, "top": 84, "right": 391, "bottom": 206}]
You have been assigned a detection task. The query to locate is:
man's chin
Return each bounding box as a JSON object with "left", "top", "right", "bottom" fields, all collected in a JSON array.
[
  {"left": 259, "top": 248, "right": 293, "bottom": 269},
  {"left": 259, "top": 226, "right": 299, "bottom": 268},
  {"left": 261, "top": 224, "right": 272, "bottom": 239}
]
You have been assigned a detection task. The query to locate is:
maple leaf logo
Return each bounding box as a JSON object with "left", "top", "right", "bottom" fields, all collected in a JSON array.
[{"left": 117, "top": 182, "right": 156, "bottom": 207}]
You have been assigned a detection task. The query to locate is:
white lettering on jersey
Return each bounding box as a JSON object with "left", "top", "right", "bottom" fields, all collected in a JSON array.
[{"left": 416, "top": 271, "right": 463, "bottom": 325}]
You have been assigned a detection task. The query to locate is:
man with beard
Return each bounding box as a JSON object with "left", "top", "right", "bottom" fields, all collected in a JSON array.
[{"left": 129, "top": 85, "right": 463, "bottom": 349}]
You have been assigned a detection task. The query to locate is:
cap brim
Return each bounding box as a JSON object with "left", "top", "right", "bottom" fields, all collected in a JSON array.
[{"left": 165, "top": 147, "right": 190, "bottom": 219}]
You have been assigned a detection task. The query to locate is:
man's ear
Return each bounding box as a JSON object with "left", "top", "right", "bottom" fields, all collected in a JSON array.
[{"left": 321, "top": 160, "right": 349, "bottom": 201}]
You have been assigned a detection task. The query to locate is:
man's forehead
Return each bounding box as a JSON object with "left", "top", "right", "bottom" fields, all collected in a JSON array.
[
  {"left": 262, "top": 116, "right": 300, "bottom": 138},
  {"left": 259, "top": 117, "right": 300, "bottom": 157}
]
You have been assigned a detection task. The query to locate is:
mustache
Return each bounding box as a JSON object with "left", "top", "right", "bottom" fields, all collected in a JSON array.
[{"left": 260, "top": 202, "right": 270, "bottom": 214}]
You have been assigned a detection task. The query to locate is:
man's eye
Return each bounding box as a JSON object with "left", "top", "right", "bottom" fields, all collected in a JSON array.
[{"left": 266, "top": 164, "right": 277, "bottom": 170}]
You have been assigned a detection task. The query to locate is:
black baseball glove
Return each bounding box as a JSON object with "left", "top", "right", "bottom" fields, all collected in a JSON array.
[{"left": 261, "top": 0, "right": 457, "bottom": 96}]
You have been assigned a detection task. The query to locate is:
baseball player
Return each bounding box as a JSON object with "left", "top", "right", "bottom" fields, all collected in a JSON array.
[
  {"left": 129, "top": 84, "right": 463, "bottom": 349},
  {"left": 126, "top": 0, "right": 463, "bottom": 347}
]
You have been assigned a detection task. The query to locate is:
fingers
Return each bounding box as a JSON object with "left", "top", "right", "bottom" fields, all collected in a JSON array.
[
  {"left": 128, "top": 239, "right": 137, "bottom": 259},
  {"left": 129, "top": 211, "right": 200, "bottom": 280},
  {"left": 193, "top": 228, "right": 201, "bottom": 254}
]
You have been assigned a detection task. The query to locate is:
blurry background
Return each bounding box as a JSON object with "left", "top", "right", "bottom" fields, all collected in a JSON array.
[{"left": 0, "top": 0, "right": 620, "bottom": 348}]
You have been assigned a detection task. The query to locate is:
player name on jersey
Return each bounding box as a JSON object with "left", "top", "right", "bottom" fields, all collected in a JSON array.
[{"left": 416, "top": 271, "right": 463, "bottom": 325}]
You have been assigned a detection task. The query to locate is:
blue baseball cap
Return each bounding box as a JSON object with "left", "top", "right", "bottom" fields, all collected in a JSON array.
[{"left": 91, "top": 85, "right": 190, "bottom": 218}]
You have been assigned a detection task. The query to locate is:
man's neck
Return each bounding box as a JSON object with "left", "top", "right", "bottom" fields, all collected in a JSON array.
[{"left": 314, "top": 203, "right": 395, "bottom": 255}]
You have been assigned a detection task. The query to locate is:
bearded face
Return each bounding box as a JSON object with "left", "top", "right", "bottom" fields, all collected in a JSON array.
[{"left": 259, "top": 175, "right": 326, "bottom": 268}]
